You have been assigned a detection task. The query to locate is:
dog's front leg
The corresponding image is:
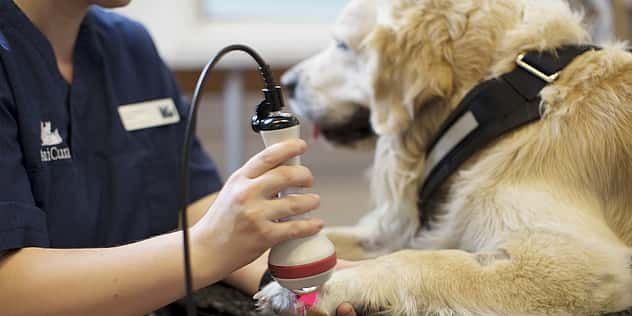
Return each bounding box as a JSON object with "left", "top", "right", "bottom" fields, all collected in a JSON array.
[
  {"left": 325, "top": 203, "right": 422, "bottom": 261},
  {"left": 310, "top": 233, "right": 632, "bottom": 316},
  {"left": 323, "top": 226, "right": 399, "bottom": 261}
]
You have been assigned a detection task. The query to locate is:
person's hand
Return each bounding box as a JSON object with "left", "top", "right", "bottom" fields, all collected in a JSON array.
[{"left": 191, "top": 139, "right": 323, "bottom": 279}]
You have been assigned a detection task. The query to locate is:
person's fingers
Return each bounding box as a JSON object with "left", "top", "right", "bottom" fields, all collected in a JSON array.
[
  {"left": 251, "top": 165, "right": 314, "bottom": 198},
  {"left": 267, "top": 218, "right": 324, "bottom": 244},
  {"left": 239, "top": 139, "right": 307, "bottom": 179},
  {"left": 336, "top": 303, "right": 356, "bottom": 316},
  {"left": 261, "top": 193, "right": 321, "bottom": 221}
]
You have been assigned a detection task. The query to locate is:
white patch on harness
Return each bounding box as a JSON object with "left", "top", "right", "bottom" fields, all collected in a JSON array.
[{"left": 423, "top": 111, "right": 479, "bottom": 181}]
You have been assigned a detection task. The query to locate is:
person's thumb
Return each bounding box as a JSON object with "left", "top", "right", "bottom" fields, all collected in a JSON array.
[{"left": 336, "top": 302, "right": 356, "bottom": 316}]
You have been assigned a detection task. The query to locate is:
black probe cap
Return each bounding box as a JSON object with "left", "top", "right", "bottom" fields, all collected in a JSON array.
[
  {"left": 263, "top": 86, "right": 285, "bottom": 112},
  {"left": 251, "top": 109, "right": 299, "bottom": 133},
  {"left": 252, "top": 84, "right": 293, "bottom": 133}
]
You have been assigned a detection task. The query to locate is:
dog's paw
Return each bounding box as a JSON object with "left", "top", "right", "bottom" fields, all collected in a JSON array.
[
  {"left": 307, "top": 263, "right": 397, "bottom": 316},
  {"left": 254, "top": 282, "right": 300, "bottom": 315},
  {"left": 325, "top": 227, "right": 386, "bottom": 261},
  {"left": 255, "top": 261, "right": 404, "bottom": 316},
  {"left": 253, "top": 273, "right": 373, "bottom": 316}
]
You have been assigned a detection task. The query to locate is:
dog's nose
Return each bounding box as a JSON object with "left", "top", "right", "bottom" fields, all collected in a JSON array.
[{"left": 281, "top": 73, "right": 299, "bottom": 99}]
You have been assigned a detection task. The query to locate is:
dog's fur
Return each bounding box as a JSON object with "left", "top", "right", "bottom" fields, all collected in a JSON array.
[{"left": 256, "top": 0, "right": 632, "bottom": 315}]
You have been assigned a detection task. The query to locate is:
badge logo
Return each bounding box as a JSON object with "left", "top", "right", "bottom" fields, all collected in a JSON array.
[
  {"left": 159, "top": 105, "right": 175, "bottom": 118},
  {"left": 40, "top": 121, "right": 71, "bottom": 162}
]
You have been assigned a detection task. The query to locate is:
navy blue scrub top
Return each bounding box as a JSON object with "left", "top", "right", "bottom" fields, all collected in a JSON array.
[{"left": 0, "top": 1, "right": 223, "bottom": 250}]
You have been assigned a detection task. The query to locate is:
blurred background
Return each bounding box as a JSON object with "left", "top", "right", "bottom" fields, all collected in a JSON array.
[{"left": 115, "top": 0, "right": 632, "bottom": 226}]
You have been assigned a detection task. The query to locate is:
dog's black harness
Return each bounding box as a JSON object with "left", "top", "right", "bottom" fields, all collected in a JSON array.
[{"left": 417, "top": 45, "right": 600, "bottom": 225}]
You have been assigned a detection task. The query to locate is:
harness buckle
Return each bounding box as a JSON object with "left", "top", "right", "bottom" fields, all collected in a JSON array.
[{"left": 516, "top": 53, "right": 560, "bottom": 83}]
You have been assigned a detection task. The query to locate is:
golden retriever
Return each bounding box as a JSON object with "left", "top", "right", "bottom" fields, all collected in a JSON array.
[{"left": 256, "top": 0, "right": 632, "bottom": 315}]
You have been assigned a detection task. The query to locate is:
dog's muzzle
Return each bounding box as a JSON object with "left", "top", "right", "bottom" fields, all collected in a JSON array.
[{"left": 317, "top": 107, "right": 375, "bottom": 146}]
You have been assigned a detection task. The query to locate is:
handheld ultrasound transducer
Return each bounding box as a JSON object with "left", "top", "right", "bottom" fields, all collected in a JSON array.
[
  {"left": 180, "top": 45, "right": 335, "bottom": 316},
  {"left": 251, "top": 87, "right": 337, "bottom": 294}
]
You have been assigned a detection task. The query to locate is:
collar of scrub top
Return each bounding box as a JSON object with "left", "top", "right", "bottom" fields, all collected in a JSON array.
[{"left": 417, "top": 44, "right": 602, "bottom": 226}]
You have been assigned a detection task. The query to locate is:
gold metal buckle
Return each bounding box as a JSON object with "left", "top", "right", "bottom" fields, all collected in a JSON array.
[{"left": 516, "top": 53, "right": 560, "bottom": 83}]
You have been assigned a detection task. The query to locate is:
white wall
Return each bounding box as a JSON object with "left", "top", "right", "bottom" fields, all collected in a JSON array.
[{"left": 116, "top": 0, "right": 333, "bottom": 69}]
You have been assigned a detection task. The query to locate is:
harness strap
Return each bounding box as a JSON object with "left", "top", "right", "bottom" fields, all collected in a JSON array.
[{"left": 417, "top": 45, "right": 600, "bottom": 225}]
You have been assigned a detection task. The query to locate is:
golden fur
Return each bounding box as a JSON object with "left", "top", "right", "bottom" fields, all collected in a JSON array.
[{"left": 256, "top": 0, "right": 632, "bottom": 315}]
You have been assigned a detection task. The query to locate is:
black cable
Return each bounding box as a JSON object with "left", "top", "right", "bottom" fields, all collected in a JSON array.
[{"left": 178, "top": 44, "right": 283, "bottom": 316}]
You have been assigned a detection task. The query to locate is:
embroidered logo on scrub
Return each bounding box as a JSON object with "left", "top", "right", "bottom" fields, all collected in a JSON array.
[{"left": 40, "top": 121, "right": 71, "bottom": 162}]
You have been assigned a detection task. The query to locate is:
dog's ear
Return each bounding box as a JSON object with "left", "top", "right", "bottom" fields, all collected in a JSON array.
[
  {"left": 367, "top": 8, "right": 463, "bottom": 135},
  {"left": 367, "top": 0, "right": 485, "bottom": 135}
]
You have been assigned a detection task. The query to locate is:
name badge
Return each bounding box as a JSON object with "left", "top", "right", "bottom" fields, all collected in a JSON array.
[{"left": 118, "top": 98, "right": 181, "bottom": 131}]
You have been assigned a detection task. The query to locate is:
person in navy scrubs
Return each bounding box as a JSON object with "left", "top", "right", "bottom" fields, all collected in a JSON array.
[{"left": 0, "top": 1, "right": 363, "bottom": 315}]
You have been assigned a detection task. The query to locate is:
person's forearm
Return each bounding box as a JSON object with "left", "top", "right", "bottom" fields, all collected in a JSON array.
[
  {"left": 188, "top": 193, "right": 269, "bottom": 295},
  {"left": 183, "top": 193, "right": 218, "bottom": 228},
  {"left": 224, "top": 251, "right": 269, "bottom": 295},
  {"left": 0, "top": 231, "right": 220, "bottom": 316}
]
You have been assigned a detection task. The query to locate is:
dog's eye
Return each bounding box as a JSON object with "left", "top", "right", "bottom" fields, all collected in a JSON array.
[{"left": 335, "top": 40, "right": 350, "bottom": 51}]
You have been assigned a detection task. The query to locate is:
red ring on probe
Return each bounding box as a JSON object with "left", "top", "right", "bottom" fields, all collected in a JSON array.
[{"left": 269, "top": 252, "right": 337, "bottom": 279}]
